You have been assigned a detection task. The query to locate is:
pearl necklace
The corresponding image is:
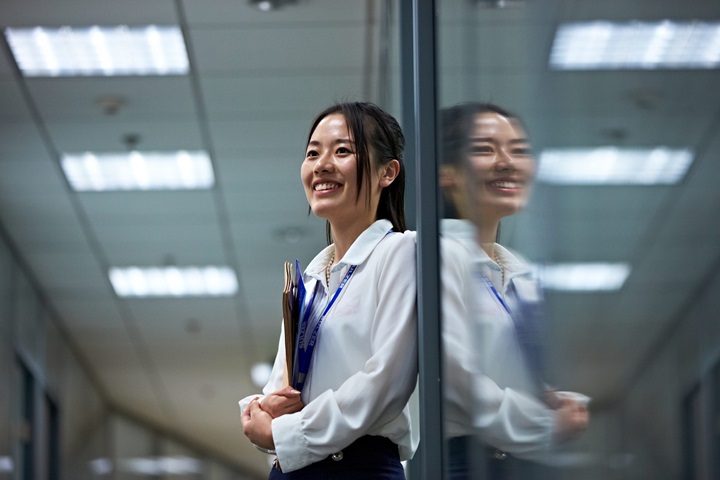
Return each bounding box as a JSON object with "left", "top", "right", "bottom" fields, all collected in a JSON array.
[
  {"left": 325, "top": 250, "right": 335, "bottom": 285},
  {"left": 493, "top": 246, "right": 505, "bottom": 287}
]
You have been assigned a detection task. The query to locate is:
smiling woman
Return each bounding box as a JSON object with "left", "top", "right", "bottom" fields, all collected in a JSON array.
[{"left": 239, "top": 102, "right": 418, "bottom": 479}]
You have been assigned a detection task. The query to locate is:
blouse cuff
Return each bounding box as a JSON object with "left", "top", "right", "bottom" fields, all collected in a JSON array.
[{"left": 272, "top": 412, "right": 308, "bottom": 472}]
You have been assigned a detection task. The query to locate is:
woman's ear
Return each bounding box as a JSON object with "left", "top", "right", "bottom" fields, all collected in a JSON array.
[{"left": 379, "top": 159, "right": 401, "bottom": 188}]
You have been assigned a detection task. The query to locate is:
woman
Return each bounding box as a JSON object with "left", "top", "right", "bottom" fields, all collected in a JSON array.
[
  {"left": 439, "top": 103, "right": 589, "bottom": 479},
  {"left": 240, "top": 102, "right": 417, "bottom": 479}
]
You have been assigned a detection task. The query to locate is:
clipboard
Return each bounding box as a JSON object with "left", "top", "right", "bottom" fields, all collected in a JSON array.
[
  {"left": 282, "top": 259, "right": 323, "bottom": 390},
  {"left": 281, "top": 261, "right": 296, "bottom": 386},
  {"left": 282, "top": 259, "right": 309, "bottom": 387}
]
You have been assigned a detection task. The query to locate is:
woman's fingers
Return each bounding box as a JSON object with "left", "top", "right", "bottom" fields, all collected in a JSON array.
[
  {"left": 241, "top": 397, "right": 259, "bottom": 435},
  {"left": 554, "top": 398, "right": 589, "bottom": 441},
  {"left": 276, "top": 385, "right": 302, "bottom": 398},
  {"left": 261, "top": 388, "right": 304, "bottom": 418}
]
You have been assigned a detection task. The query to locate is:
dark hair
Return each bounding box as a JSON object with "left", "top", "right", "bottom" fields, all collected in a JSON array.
[
  {"left": 439, "top": 102, "right": 524, "bottom": 238},
  {"left": 440, "top": 102, "right": 520, "bottom": 168},
  {"left": 306, "top": 102, "right": 406, "bottom": 243}
]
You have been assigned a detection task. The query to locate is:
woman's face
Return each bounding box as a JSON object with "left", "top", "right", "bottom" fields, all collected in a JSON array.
[
  {"left": 462, "top": 112, "right": 536, "bottom": 222},
  {"left": 302, "top": 113, "right": 383, "bottom": 227}
]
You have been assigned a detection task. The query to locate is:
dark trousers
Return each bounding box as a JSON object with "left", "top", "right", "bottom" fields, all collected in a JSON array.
[
  {"left": 448, "top": 436, "right": 555, "bottom": 480},
  {"left": 269, "top": 435, "right": 405, "bottom": 480}
]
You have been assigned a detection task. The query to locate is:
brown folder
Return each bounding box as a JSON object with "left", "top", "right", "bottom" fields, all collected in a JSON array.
[{"left": 282, "top": 261, "right": 296, "bottom": 387}]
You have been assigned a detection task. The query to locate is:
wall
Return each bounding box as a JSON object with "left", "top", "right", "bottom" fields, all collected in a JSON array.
[
  {"left": 615, "top": 268, "right": 720, "bottom": 479},
  {"left": 552, "top": 272, "right": 720, "bottom": 480},
  {"left": 0, "top": 225, "right": 254, "bottom": 480}
]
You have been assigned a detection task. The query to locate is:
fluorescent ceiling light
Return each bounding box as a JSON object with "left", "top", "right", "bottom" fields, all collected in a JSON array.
[
  {"left": 550, "top": 21, "right": 720, "bottom": 70},
  {"left": 251, "top": 362, "right": 273, "bottom": 388},
  {"left": 540, "top": 263, "right": 630, "bottom": 291},
  {"left": 109, "top": 267, "right": 238, "bottom": 297},
  {"left": 118, "top": 456, "right": 203, "bottom": 475},
  {"left": 90, "top": 456, "right": 205, "bottom": 475},
  {"left": 537, "top": 147, "right": 692, "bottom": 185},
  {"left": 5, "top": 25, "right": 189, "bottom": 76},
  {"left": 88, "top": 459, "right": 112, "bottom": 476},
  {"left": 0, "top": 457, "right": 13, "bottom": 473},
  {"left": 61, "top": 151, "right": 214, "bottom": 191}
]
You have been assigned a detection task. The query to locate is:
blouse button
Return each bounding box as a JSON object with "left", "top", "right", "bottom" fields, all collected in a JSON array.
[{"left": 493, "top": 450, "right": 508, "bottom": 460}]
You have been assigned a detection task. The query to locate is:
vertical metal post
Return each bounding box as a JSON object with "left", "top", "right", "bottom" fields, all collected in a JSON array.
[
  {"left": 401, "top": 0, "right": 443, "bottom": 478},
  {"left": 400, "top": 0, "right": 416, "bottom": 231}
]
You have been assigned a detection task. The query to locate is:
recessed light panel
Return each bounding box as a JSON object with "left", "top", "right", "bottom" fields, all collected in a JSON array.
[
  {"left": 251, "top": 362, "right": 273, "bottom": 388},
  {"left": 61, "top": 151, "right": 214, "bottom": 191},
  {"left": 90, "top": 456, "right": 204, "bottom": 475},
  {"left": 109, "top": 267, "right": 238, "bottom": 297},
  {"left": 5, "top": 25, "right": 189, "bottom": 76},
  {"left": 550, "top": 21, "right": 720, "bottom": 70},
  {"left": 538, "top": 147, "right": 692, "bottom": 185},
  {"left": 118, "top": 456, "right": 204, "bottom": 476},
  {"left": 0, "top": 457, "right": 13, "bottom": 474},
  {"left": 540, "top": 263, "right": 630, "bottom": 291}
]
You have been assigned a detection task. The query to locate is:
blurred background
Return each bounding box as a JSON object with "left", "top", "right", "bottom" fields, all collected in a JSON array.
[{"left": 1, "top": 0, "right": 719, "bottom": 478}]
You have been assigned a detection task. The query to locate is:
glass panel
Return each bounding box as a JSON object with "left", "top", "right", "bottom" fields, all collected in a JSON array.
[
  {"left": 436, "top": 1, "right": 720, "bottom": 479},
  {"left": 44, "top": 396, "right": 59, "bottom": 480},
  {"left": 13, "top": 274, "right": 38, "bottom": 361},
  {"left": 682, "top": 385, "right": 703, "bottom": 480},
  {"left": 0, "top": 244, "right": 12, "bottom": 479},
  {"left": 711, "top": 362, "right": 720, "bottom": 480},
  {"left": 18, "top": 362, "right": 35, "bottom": 480}
]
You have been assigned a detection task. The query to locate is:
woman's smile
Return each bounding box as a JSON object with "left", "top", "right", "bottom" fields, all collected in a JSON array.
[{"left": 313, "top": 181, "right": 342, "bottom": 194}]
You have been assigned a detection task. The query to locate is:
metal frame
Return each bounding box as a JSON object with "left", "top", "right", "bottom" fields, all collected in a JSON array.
[{"left": 401, "top": 0, "right": 444, "bottom": 478}]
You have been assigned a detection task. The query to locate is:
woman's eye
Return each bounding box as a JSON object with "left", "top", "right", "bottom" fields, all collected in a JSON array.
[
  {"left": 470, "top": 145, "right": 493, "bottom": 154},
  {"left": 336, "top": 147, "right": 352, "bottom": 154},
  {"left": 512, "top": 147, "right": 533, "bottom": 155},
  {"left": 306, "top": 150, "right": 318, "bottom": 158}
]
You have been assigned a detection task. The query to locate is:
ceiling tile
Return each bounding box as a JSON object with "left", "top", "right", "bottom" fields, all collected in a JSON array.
[{"left": 26, "top": 77, "right": 197, "bottom": 120}]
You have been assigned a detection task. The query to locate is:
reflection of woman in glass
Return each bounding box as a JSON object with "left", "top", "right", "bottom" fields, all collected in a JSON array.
[
  {"left": 440, "top": 103, "right": 589, "bottom": 479},
  {"left": 240, "top": 102, "right": 417, "bottom": 479}
]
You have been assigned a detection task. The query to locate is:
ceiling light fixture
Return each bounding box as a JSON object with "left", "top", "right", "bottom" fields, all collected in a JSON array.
[
  {"left": 61, "top": 151, "right": 215, "bottom": 191},
  {"left": 472, "top": 0, "right": 526, "bottom": 8},
  {"left": 0, "top": 457, "right": 13, "bottom": 473},
  {"left": 120, "top": 456, "right": 203, "bottom": 475},
  {"left": 540, "top": 263, "right": 631, "bottom": 291},
  {"left": 88, "top": 459, "right": 112, "bottom": 476},
  {"left": 251, "top": 362, "right": 273, "bottom": 388},
  {"left": 249, "top": 0, "right": 297, "bottom": 12},
  {"left": 109, "top": 266, "right": 239, "bottom": 298},
  {"left": 550, "top": 20, "right": 720, "bottom": 70},
  {"left": 4, "top": 25, "right": 189, "bottom": 76},
  {"left": 537, "top": 147, "right": 693, "bottom": 185}
]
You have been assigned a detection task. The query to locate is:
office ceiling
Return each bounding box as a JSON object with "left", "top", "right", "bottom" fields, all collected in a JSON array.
[{"left": 1, "top": 0, "right": 719, "bottom": 477}]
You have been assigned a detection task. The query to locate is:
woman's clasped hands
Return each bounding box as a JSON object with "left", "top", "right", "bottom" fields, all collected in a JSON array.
[{"left": 241, "top": 386, "right": 304, "bottom": 450}]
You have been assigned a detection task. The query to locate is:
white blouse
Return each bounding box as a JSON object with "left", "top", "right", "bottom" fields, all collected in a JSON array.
[
  {"left": 441, "top": 219, "right": 556, "bottom": 461},
  {"left": 239, "top": 219, "right": 418, "bottom": 472}
]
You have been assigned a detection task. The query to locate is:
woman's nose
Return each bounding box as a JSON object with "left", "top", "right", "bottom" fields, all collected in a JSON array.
[
  {"left": 495, "top": 148, "right": 516, "bottom": 171},
  {"left": 314, "top": 151, "right": 335, "bottom": 173}
]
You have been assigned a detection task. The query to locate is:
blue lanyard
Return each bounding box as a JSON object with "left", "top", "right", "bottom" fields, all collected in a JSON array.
[
  {"left": 477, "top": 272, "right": 511, "bottom": 316},
  {"left": 476, "top": 270, "right": 546, "bottom": 389},
  {"left": 293, "top": 264, "right": 357, "bottom": 390}
]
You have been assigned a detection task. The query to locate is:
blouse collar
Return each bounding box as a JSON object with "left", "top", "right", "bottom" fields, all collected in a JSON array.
[{"left": 306, "top": 219, "right": 394, "bottom": 280}]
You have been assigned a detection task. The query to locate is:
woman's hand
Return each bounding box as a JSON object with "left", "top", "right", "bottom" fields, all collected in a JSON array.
[
  {"left": 552, "top": 396, "right": 589, "bottom": 442},
  {"left": 241, "top": 397, "right": 275, "bottom": 450},
  {"left": 260, "top": 385, "right": 304, "bottom": 418}
]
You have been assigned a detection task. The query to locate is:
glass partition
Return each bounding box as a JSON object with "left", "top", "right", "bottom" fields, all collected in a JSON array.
[{"left": 435, "top": 1, "right": 720, "bottom": 479}]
